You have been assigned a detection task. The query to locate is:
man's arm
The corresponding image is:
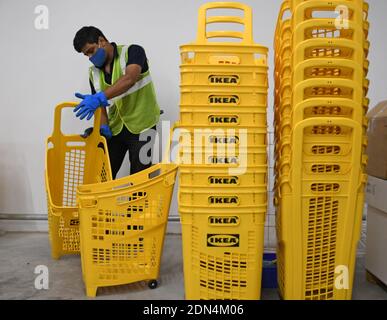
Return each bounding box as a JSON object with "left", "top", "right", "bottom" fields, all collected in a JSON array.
[
  {"left": 103, "top": 64, "right": 142, "bottom": 100},
  {"left": 90, "top": 79, "right": 109, "bottom": 126},
  {"left": 103, "top": 45, "right": 146, "bottom": 100}
]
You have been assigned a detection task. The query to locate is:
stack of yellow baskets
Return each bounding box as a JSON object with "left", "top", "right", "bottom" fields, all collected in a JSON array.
[
  {"left": 178, "top": 2, "right": 269, "bottom": 300},
  {"left": 274, "top": 0, "right": 370, "bottom": 300}
]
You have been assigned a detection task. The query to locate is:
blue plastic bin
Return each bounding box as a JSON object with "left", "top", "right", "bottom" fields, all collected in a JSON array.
[{"left": 262, "top": 253, "right": 278, "bottom": 289}]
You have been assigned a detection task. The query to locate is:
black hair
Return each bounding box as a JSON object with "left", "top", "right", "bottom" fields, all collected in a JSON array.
[{"left": 73, "top": 26, "right": 108, "bottom": 53}]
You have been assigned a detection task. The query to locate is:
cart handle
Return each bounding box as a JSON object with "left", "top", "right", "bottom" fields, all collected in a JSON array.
[
  {"left": 196, "top": 2, "right": 253, "bottom": 45},
  {"left": 51, "top": 102, "right": 102, "bottom": 139}
]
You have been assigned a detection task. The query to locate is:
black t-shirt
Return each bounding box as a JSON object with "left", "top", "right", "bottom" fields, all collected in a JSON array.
[{"left": 90, "top": 42, "right": 148, "bottom": 94}]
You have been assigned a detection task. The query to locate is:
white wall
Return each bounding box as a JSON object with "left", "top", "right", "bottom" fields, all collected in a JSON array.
[{"left": 0, "top": 0, "right": 386, "bottom": 218}]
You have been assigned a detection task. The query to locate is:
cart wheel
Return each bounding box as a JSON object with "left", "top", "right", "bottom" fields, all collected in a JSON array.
[{"left": 148, "top": 280, "right": 158, "bottom": 289}]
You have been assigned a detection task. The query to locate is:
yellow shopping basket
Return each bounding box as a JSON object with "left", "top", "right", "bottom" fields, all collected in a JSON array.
[
  {"left": 179, "top": 207, "right": 266, "bottom": 300},
  {"left": 178, "top": 125, "right": 267, "bottom": 148},
  {"left": 180, "top": 105, "right": 267, "bottom": 128},
  {"left": 180, "top": 64, "right": 268, "bottom": 88},
  {"left": 276, "top": 118, "right": 365, "bottom": 300},
  {"left": 77, "top": 137, "right": 178, "bottom": 297},
  {"left": 179, "top": 164, "right": 267, "bottom": 188},
  {"left": 45, "top": 102, "right": 112, "bottom": 260},
  {"left": 180, "top": 87, "right": 268, "bottom": 107},
  {"left": 179, "top": 186, "right": 267, "bottom": 210}
]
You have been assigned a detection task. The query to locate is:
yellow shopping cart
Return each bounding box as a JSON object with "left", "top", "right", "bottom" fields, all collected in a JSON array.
[
  {"left": 77, "top": 130, "right": 178, "bottom": 297},
  {"left": 45, "top": 102, "right": 112, "bottom": 260}
]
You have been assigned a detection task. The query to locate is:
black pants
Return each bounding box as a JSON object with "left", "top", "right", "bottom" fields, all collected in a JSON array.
[{"left": 107, "top": 125, "right": 157, "bottom": 179}]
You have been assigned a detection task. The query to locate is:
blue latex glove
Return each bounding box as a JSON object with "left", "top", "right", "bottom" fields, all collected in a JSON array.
[
  {"left": 80, "top": 124, "right": 112, "bottom": 140},
  {"left": 73, "top": 92, "right": 109, "bottom": 121},
  {"left": 100, "top": 124, "right": 112, "bottom": 140}
]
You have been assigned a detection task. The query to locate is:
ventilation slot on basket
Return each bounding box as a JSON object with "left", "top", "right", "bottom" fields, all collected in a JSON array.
[
  {"left": 308, "top": 67, "right": 349, "bottom": 78},
  {"left": 308, "top": 106, "right": 353, "bottom": 117},
  {"left": 305, "top": 197, "right": 338, "bottom": 300},
  {"left": 311, "top": 183, "right": 340, "bottom": 193},
  {"left": 198, "top": 252, "right": 248, "bottom": 299},
  {"left": 310, "top": 48, "right": 345, "bottom": 58},
  {"left": 310, "top": 28, "right": 340, "bottom": 39},
  {"left": 311, "top": 164, "right": 341, "bottom": 174},
  {"left": 62, "top": 149, "right": 85, "bottom": 207},
  {"left": 99, "top": 162, "right": 108, "bottom": 183},
  {"left": 92, "top": 238, "right": 145, "bottom": 266},
  {"left": 312, "top": 145, "right": 341, "bottom": 155},
  {"left": 59, "top": 216, "right": 80, "bottom": 251},
  {"left": 126, "top": 205, "right": 145, "bottom": 217},
  {"left": 311, "top": 126, "right": 342, "bottom": 135},
  {"left": 116, "top": 192, "right": 147, "bottom": 205},
  {"left": 310, "top": 87, "right": 342, "bottom": 97}
]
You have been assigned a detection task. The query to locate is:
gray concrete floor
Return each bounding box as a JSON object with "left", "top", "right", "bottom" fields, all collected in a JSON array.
[{"left": 0, "top": 232, "right": 386, "bottom": 300}]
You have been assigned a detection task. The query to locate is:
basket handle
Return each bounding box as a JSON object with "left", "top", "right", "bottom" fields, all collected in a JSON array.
[
  {"left": 52, "top": 102, "right": 102, "bottom": 138},
  {"left": 196, "top": 2, "right": 253, "bottom": 45}
]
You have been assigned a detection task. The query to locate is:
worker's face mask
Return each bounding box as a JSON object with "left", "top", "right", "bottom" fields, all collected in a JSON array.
[{"left": 89, "top": 45, "right": 107, "bottom": 68}]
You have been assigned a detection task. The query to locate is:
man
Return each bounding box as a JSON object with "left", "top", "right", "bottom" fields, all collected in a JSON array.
[{"left": 73, "top": 26, "right": 160, "bottom": 179}]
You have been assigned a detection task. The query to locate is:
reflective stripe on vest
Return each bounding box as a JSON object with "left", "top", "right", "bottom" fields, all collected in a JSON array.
[
  {"left": 92, "top": 67, "right": 101, "bottom": 92},
  {"left": 110, "top": 74, "right": 153, "bottom": 104},
  {"left": 119, "top": 45, "right": 129, "bottom": 74}
]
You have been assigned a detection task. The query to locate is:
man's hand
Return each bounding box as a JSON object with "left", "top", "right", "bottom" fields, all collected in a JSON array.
[{"left": 73, "top": 92, "right": 109, "bottom": 121}]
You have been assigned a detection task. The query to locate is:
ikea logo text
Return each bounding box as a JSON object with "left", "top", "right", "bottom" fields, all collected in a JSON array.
[
  {"left": 209, "top": 216, "right": 240, "bottom": 226},
  {"left": 208, "top": 115, "right": 239, "bottom": 125},
  {"left": 208, "top": 176, "right": 239, "bottom": 185},
  {"left": 209, "top": 136, "right": 239, "bottom": 144},
  {"left": 209, "top": 156, "right": 239, "bottom": 164},
  {"left": 207, "top": 234, "right": 240, "bottom": 247},
  {"left": 209, "top": 95, "right": 239, "bottom": 105},
  {"left": 209, "top": 196, "right": 239, "bottom": 205},
  {"left": 209, "top": 75, "right": 239, "bottom": 84}
]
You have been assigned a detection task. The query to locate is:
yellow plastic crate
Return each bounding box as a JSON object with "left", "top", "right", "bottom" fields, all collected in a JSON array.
[
  {"left": 180, "top": 65, "right": 268, "bottom": 87},
  {"left": 45, "top": 103, "right": 112, "bottom": 260},
  {"left": 180, "top": 105, "right": 267, "bottom": 128},
  {"left": 180, "top": 87, "right": 268, "bottom": 107},
  {"left": 179, "top": 165, "right": 267, "bottom": 188},
  {"left": 179, "top": 209, "right": 266, "bottom": 300},
  {"left": 178, "top": 145, "right": 267, "bottom": 168},
  {"left": 77, "top": 162, "right": 178, "bottom": 297},
  {"left": 178, "top": 126, "right": 267, "bottom": 149},
  {"left": 179, "top": 186, "right": 267, "bottom": 209}
]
